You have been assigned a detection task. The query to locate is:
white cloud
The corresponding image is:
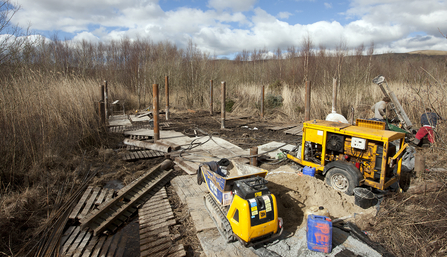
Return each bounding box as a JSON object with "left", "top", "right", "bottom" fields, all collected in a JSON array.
[
  {"left": 324, "top": 3, "right": 332, "bottom": 9},
  {"left": 278, "top": 12, "right": 292, "bottom": 19},
  {"left": 72, "top": 32, "right": 100, "bottom": 44},
  {"left": 207, "top": 0, "right": 257, "bottom": 12},
  {"left": 8, "top": 0, "right": 447, "bottom": 57}
]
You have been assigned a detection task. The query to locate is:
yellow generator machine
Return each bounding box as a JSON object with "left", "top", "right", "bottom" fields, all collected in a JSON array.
[
  {"left": 197, "top": 161, "right": 283, "bottom": 246},
  {"left": 286, "top": 119, "right": 408, "bottom": 195}
]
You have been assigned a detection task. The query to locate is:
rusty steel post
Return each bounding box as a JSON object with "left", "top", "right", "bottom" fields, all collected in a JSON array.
[
  {"left": 210, "top": 80, "right": 214, "bottom": 115},
  {"left": 98, "top": 101, "right": 105, "bottom": 125},
  {"left": 104, "top": 81, "right": 108, "bottom": 122},
  {"left": 165, "top": 76, "right": 169, "bottom": 120},
  {"left": 250, "top": 147, "right": 258, "bottom": 166},
  {"left": 261, "top": 85, "right": 265, "bottom": 118},
  {"left": 332, "top": 78, "right": 337, "bottom": 113},
  {"left": 221, "top": 81, "right": 226, "bottom": 129},
  {"left": 305, "top": 81, "right": 311, "bottom": 121},
  {"left": 153, "top": 84, "right": 160, "bottom": 141}
]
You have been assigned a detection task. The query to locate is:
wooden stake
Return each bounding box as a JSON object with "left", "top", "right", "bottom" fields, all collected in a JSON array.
[
  {"left": 165, "top": 76, "right": 169, "bottom": 120},
  {"left": 210, "top": 80, "right": 214, "bottom": 115},
  {"left": 153, "top": 84, "right": 159, "bottom": 141},
  {"left": 221, "top": 81, "right": 226, "bottom": 129}
]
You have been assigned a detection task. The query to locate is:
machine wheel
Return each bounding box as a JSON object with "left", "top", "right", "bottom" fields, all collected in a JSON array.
[{"left": 325, "top": 168, "right": 356, "bottom": 195}]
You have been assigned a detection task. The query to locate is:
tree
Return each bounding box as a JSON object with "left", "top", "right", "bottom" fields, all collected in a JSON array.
[{"left": 0, "top": 0, "right": 30, "bottom": 65}]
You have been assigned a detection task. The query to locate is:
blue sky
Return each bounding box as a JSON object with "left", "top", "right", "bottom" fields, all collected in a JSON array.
[{"left": 6, "top": 0, "right": 447, "bottom": 58}]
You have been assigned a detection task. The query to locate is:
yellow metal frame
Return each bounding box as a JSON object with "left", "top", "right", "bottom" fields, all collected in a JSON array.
[{"left": 289, "top": 120, "right": 406, "bottom": 190}]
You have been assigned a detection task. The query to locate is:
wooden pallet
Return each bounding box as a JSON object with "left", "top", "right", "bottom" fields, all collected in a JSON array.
[
  {"left": 60, "top": 225, "right": 128, "bottom": 257},
  {"left": 139, "top": 188, "right": 186, "bottom": 257},
  {"left": 267, "top": 124, "right": 296, "bottom": 131},
  {"left": 284, "top": 125, "right": 304, "bottom": 135},
  {"left": 122, "top": 150, "right": 165, "bottom": 161},
  {"left": 80, "top": 163, "right": 173, "bottom": 236},
  {"left": 69, "top": 187, "right": 115, "bottom": 221}
]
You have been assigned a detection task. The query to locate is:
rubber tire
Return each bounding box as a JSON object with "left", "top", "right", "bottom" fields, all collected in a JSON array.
[{"left": 325, "top": 168, "right": 357, "bottom": 195}]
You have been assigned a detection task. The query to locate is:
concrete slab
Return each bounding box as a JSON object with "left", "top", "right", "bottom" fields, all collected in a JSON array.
[
  {"left": 257, "top": 141, "right": 296, "bottom": 159},
  {"left": 197, "top": 229, "right": 258, "bottom": 257},
  {"left": 264, "top": 227, "right": 381, "bottom": 257}
]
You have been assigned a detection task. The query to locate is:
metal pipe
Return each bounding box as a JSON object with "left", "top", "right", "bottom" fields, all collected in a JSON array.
[
  {"left": 153, "top": 84, "right": 159, "bottom": 141},
  {"left": 165, "top": 76, "right": 169, "bottom": 120},
  {"left": 104, "top": 81, "right": 108, "bottom": 122},
  {"left": 305, "top": 81, "right": 311, "bottom": 121},
  {"left": 124, "top": 138, "right": 171, "bottom": 152},
  {"left": 210, "top": 80, "right": 214, "bottom": 115},
  {"left": 221, "top": 81, "right": 226, "bottom": 129}
]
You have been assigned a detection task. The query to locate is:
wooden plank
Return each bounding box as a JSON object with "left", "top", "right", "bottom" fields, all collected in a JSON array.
[
  {"left": 105, "top": 233, "right": 121, "bottom": 257},
  {"left": 93, "top": 169, "right": 173, "bottom": 236},
  {"left": 72, "top": 231, "right": 92, "bottom": 257},
  {"left": 158, "top": 245, "right": 186, "bottom": 257},
  {"left": 61, "top": 226, "right": 81, "bottom": 255},
  {"left": 98, "top": 235, "right": 114, "bottom": 257},
  {"left": 104, "top": 189, "right": 115, "bottom": 201},
  {"left": 140, "top": 237, "right": 170, "bottom": 252},
  {"left": 69, "top": 186, "right": 93, "bottom": 220},
  {"left": 139, "top": 207, "right": 173, "bottom": 219},
  {"left": 267, "top": 124, "right": 296, "bottom": 131},
  {"left": 139, "top": 206, "right": 173, "bottom": 217},
  {"left": 79, "top": 187, "right": 101, "bottom": 220},
  {"left": 139, "top": 219, "right": 176, "bottom": 231},
  {"left": 81, "top": 235, "right": 99, "bottom": 257},
  {"left": 65, "top": 229, "right": 87, "bottom": 256},
  {"left": 60, "top": 226, "right": 76, "bottom": 247},
  {"left": 284, "top": 125, "right": 303, "bottom": 135},
  {"left": 114, "top": 234, "right": 128, "bottom": 257},
  {"left": 140, "top": 226, "right": 170, "bottom": 240},
  {"left": 140, "top": 230, "right": 170, "bottom": 241},
  {"left": 80, "top": 164, "right": 162, "bottom": 230},
  {"left": 94, "top": 188, "right": 108, "bottom": 206},
  {"left": 141, "top": 241, "right": 171, "bottom": 256},
  {"left": 90, "top": 236, "right": 106, "bottom": 257}
]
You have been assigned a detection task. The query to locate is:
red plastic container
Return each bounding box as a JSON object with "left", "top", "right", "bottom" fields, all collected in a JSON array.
[{"left": 307, "top": 214, "right": 332, "bottom": 253}]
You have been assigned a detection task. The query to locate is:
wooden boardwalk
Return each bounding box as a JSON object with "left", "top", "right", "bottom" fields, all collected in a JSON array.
[
  {"left": 284, "top": 125, "right": 303, "bottom": 135},
  {"left": 80, "top": 163, "right": 173, "bottom": 236},
  {"left": 139, "top": 188, "right": 186, "bottom": 257}
]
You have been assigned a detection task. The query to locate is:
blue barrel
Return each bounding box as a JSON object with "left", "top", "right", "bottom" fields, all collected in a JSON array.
[
  {"left": 307, "top": 214, "right": 332, "bottom": 253},
  {"left": 303, "top": 166, "right": 316, "bottom": 177}
]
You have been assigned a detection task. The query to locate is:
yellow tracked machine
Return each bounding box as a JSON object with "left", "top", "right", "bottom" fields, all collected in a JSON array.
[{"left": 197, "top": 161, "right": 283, "bottom": 246}]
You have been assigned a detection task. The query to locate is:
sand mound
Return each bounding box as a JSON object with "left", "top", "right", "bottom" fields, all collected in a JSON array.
[{"left": 265, "top": 165, "right": 375, "bottom": 232}]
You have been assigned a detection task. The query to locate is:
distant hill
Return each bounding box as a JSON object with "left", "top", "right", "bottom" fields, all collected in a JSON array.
[{"left": 408, "top": 50, "right": 447, "bottom": 55}]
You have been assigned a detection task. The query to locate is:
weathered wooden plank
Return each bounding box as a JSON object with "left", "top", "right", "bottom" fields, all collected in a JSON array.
[
  {"left": 80, "top": 234, "right": 99, "bottom": 257},
  {"left": 139, "top": 219, "right": 176, "bottom": 231},
  {"left": 104, "top": 189, "right": 115, "bottom": 202},
  {"left": 97, "top": 235, "right": 114, "bottom": 257},
  {"left": 141, "top": 241, "right": 171, "bottom": 257},
  {"left": 79, "top": 187, "right": 101, "bottom": 220},
  {"left": 139, "top": 206, "right": 173, "bottom": 217},
  {"left": 158, "top": 245, "right": 186, "bottom": 257},
  {"left": 90, "top": 236, "right": 107, "bottom": 257},
  {"left": 61, "top": 227, "right": 81, "bottom": 255},
  {"left": 72, "top": 231, "right": 92, "bottom": 257},
  {"left": 284, "top": 125, "right": 303, "bottom": 135},
  {"left": 93, "top": 170, "right": 173, "bottom": 236},
  {"left": 94, "top": 188, "right": 108, "bottom": 206},
  {"left": 105, "top": 233, "right": 121, "bottom": 257},
  {"left": 80, "top": 164, "right": 163, "bottom": 230},
  {"left": 114, "top": 234, "right": 128, "bottom": 257},
  {"left": 60, "top": 226, "right": 76, "bottom": 248},
  {"left": 65, "top": 229, "right": 87, "bottom": 256},
  {"left": 140, "top": 237, "right": 170, "bottom": 252},
  {"left": 69, "top": 187, "right": 93, "bottom": 220},
  {"left": 140, "top": 230, "right": 170, "bottom": 241},
  {"left": 267, "top": 124, "right": 296, "bottom": 131}
]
